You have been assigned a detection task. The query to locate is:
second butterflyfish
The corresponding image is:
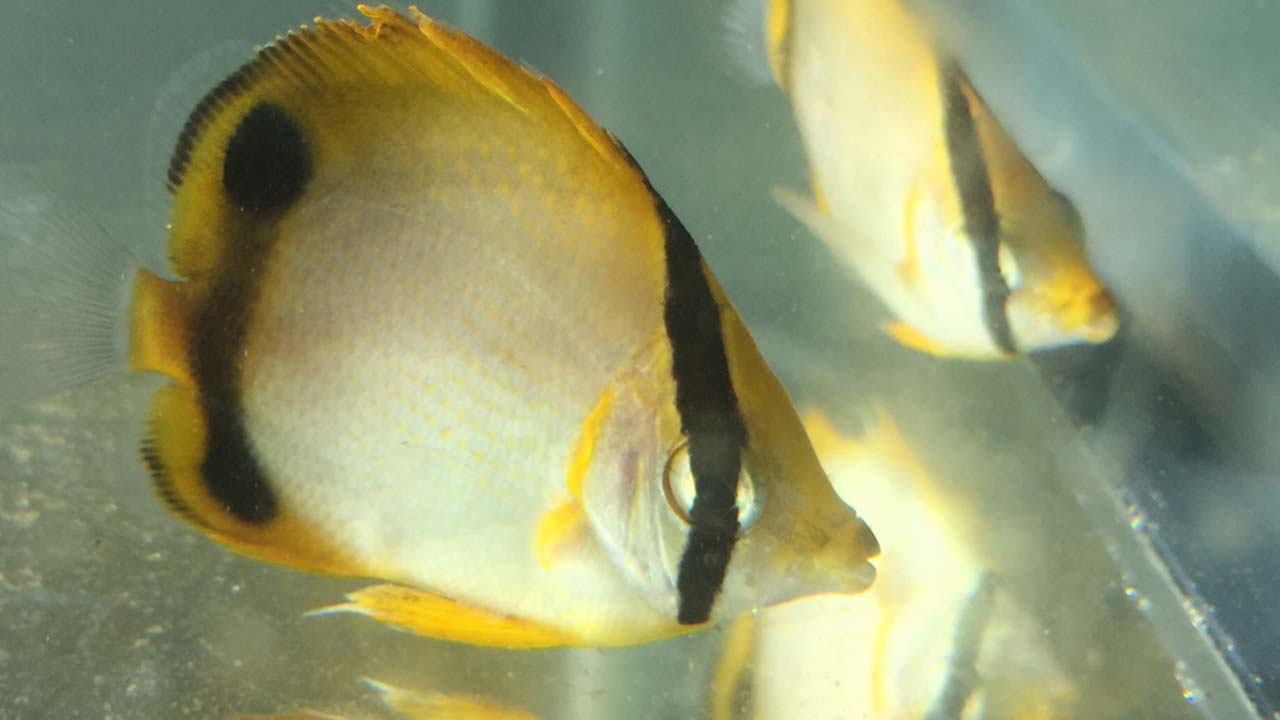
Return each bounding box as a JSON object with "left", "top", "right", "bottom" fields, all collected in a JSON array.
[
  {"left": 730, "top": 0, "right": 1120, "bottom": 359},
  {"left": 0, "top": 5, "right": 878, "bottom": 648}
]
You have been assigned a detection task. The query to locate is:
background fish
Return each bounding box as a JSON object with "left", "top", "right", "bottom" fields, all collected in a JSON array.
[
  {"left": 727, "top": 0, "right": 1120, "bottom": 359},
  {"left": 709, "top": 409, "right": 1075, "bottom": 719},
  {"left": 0, "top": 6, "right": 877, "bottom": 649}
]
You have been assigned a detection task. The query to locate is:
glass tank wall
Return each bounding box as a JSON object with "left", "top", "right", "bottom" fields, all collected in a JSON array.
[{"left": 1, "top": 1, "right": 1276, "bottom": 718}]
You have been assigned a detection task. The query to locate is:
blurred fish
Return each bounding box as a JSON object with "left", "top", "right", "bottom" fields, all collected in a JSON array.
[
  {"left": 0, "top": 6, "right": 877, "bottom": 648},
  {"left": 708, "top": 409, "right": 1075, "bottom": 719},
  {"left": 726, "top": 0, "right": 1119, "bottom": 359},
  {"left": 241, "top": 678, "right": 538, "bottom": 720}
]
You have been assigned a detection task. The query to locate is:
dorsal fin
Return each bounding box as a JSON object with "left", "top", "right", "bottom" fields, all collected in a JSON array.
[
  {"left": 162, "top": 5, "right": 637, "bottom": 198},
  {"left": 164, "top": 4, "right": 642, "bottom": 280}
]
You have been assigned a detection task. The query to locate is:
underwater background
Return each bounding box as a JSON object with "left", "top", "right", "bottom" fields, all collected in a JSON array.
[{"left": 2, "top": 1, "right": 1279, "bottom": 718}]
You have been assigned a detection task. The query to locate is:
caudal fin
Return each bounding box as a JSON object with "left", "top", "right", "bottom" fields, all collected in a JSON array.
[{"left": 0, "top": 168, "right": 137, "bottom": 405}]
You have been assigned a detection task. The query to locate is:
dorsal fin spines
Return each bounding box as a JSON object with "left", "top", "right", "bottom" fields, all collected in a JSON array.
[
  {"left": 166, "top": 62, "right": 257, "bottom": 193},
  {"left": 166, "top": 5, "right": 639, "bottom": 203}
]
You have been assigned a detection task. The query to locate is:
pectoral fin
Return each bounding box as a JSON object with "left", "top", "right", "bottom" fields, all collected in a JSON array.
[
  {"left": 308, "top": 584, "right": 577, "bottom": 649},
  {"left": 882, "top": 320, "right": 953, "bottom": 357},
  {"left": 533, "top": 384, "right": 614, "bottom": 568},
  {"left": 534, "top": 501, "right": 588, "bottom": 568}
]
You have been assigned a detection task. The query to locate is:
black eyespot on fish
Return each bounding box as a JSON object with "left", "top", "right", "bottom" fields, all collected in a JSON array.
[{"left": 223, "top": 102, "right": 311, "bottom": 214}]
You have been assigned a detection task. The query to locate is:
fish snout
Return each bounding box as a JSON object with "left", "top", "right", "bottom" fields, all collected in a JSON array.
[
  {"left": 814, "top": 514, "right": 880, "bottom": 594},
  {"left": 1077, "top": 287, "right": 1120, "bottom": 341}
]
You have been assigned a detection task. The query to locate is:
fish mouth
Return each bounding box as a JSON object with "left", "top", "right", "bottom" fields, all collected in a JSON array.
[
  {"left": 848, "top": 559, "right": 878, "bottom": 593},
  {"left": 853, "top": 515, "right": 881, "bottom": 560},
  {"left": 1079, "top": 288, "right": 1121, "bottom": 341},
  {"left": 818, "top": 516, "right": 880, "bottom": 594}
]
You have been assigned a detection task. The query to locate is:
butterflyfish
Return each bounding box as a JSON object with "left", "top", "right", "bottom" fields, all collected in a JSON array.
[
  {"left": 728, "top": 0, "right": 1120, "bottom": 359},
  {"left": 0, "top": 6, "right": 878, "bottom": 648},
  {"left": 708, "top": 409, "right": 1075, "bottom": 719}
]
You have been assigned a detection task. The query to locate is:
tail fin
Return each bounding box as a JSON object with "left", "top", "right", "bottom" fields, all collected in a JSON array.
[{"left": 0, "top": 168, "right": 137, "bottom": 405}]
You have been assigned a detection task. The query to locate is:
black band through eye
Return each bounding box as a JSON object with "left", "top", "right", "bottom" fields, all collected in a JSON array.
[{"left": 663, "top": 441, "right": 764, "bottom": 535}]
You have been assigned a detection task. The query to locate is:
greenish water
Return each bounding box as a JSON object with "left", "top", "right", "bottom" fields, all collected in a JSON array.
[{"left": 1, "top": 1, "right": 1277, "bottom": 718}]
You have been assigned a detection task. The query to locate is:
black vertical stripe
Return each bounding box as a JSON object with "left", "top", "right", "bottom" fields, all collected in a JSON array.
[
  {"left": 188, "top": 99, "right": 314, "bottom": 524},
  {"left": 610, "top": 139, "right": 749, "bottom": 625},
  {"left": 191, "top": 264, "right": 280, "bottom": 525},
  {"left": 938, "top": 59, "right": 1017, "bottom": 355},
  {"left": 658, "top": 194, "right": 748, "bottom": 625},
  {"left": 167, "top": 95, "right": 316, "bottom": 525}
]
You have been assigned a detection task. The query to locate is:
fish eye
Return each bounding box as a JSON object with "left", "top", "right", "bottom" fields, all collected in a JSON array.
[{"left": 662, "top": 441, "right": 764, "bottom": 534}]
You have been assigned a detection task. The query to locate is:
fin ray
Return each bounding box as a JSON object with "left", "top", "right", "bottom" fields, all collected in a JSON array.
[
  {"left": 721, "top": 0, "right": 776, "bottom": 87},
  {"left": 165, "top": 5, "right": 645, "bottom": 281},
  {"left": 0, "top": 169, "right": 135, "bottom": 405}
]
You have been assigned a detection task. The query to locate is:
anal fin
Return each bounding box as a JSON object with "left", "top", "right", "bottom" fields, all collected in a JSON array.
[{"left": 308, "top": 584, "right": 578, "bottom": 649}]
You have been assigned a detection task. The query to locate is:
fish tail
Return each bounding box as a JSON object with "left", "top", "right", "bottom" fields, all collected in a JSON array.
[{"left": 0, "top": 167, "right": 138, "bottom": 405}]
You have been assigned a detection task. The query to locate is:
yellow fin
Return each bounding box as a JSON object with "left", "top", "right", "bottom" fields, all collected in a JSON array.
[
  {"left": 709, "top": 613, "right": 757, "bottom": 720},
  {"left": 899, "top": 173, "right": 923, "bottom": 286},
  {"left": 406, "top": 8, "right": 532, "bottom": 116},
  {"left": 534, "top": 383, "right": 614, "bottom": 567},
  {"left": 881, "top": 319, "right": 953, "bottom": 357},
  {"left": 809, "top": 169, "right": 829, "bottom": 214},
  {"left": 166, "top": 5, "right": 646, "bottom": 281},
  {"left": 364, "top": 679, "right": 540, "bottom": 720},
  {"left": 764, "top": 0, "right": 792, "bottom": 88},
  {"left": 142, "top": 384, "right": 364, "bottom": 578},
  {"left": 533, "top": 501, "right": 587, "bottom": 568},
  {"left": 309, "top": 584, "right": 578, "bottom": 649},
  {"left": 566, "top": 385, "right": 614, "bottom": 499}
]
